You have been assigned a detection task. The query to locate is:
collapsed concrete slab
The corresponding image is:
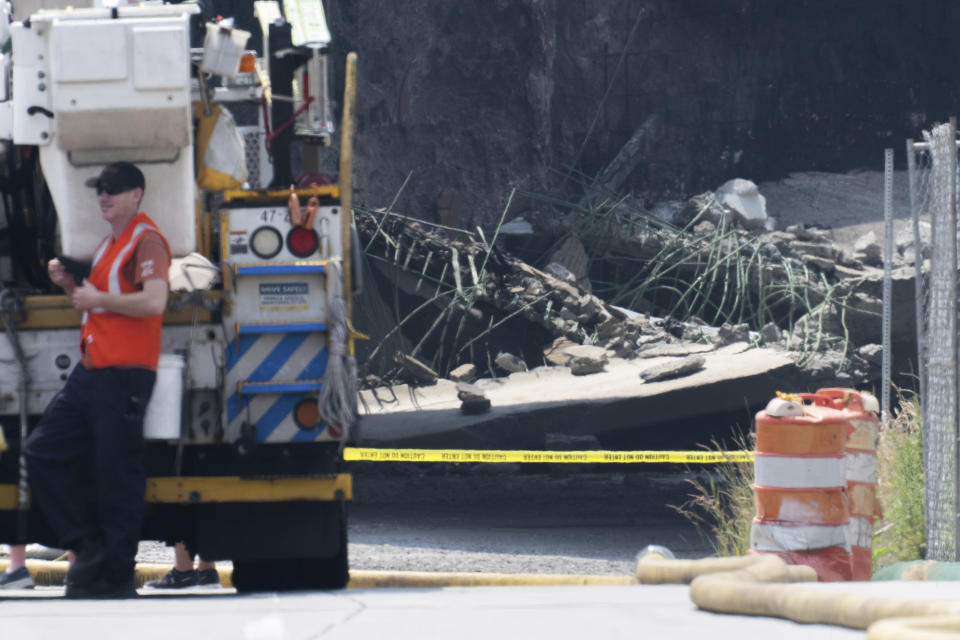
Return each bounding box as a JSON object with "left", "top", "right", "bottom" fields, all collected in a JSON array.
[{"left": 357, "top": 344, "right": 798, "bottom": 449}]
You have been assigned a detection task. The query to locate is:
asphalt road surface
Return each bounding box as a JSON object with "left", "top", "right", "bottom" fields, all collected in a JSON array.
[{"left": 347, "top": 464, "right": 714, "bottom": 575}]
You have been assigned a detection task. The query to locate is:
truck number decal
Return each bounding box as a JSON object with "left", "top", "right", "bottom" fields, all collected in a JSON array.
[{"left": 259, "top": 209, "right": 290, "bottom": 224}]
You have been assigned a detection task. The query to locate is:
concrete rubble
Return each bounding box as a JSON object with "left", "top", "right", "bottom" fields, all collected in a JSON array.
[{"left": 353, "top": 182, "right": 913, "bottom": 445}]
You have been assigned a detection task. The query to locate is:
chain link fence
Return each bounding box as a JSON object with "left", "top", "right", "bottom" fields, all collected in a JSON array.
[{"left": 908, "top": 120, "right": 958, "bottom": 560}]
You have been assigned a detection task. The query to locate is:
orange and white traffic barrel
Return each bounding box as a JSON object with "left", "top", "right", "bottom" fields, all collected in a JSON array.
[
  {"left": 750, "top": 393, "right": 853, "bottom": 581},
  {"left": 816, "top": 388, "right": 880, "bottom": 581}
]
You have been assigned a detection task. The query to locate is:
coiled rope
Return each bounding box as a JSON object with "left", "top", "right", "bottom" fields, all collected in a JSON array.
[{"left": 317, "top": 259, "right": 358, "bottom": 439}]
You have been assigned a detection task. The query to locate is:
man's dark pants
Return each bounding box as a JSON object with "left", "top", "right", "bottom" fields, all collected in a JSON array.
[{"left": 24, "top": 364, "right": 155, "bottom": 585}]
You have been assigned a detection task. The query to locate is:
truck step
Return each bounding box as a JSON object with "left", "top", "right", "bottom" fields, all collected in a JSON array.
[
  {"left": 239, "top": 380, "right": 323, "bottom": 395},
  {"left": 238, "top": 322, "right": 327, "bottom": 334},
  {"left": 234, "top": 261, "right": 326, "bottom": 276}
]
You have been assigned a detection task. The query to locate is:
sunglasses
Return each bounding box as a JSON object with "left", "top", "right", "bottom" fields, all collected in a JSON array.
[{"left": 96, "top": 184, "right": 135, "bottom": 196}]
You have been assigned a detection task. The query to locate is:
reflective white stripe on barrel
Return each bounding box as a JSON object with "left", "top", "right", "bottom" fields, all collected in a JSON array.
[
  {"left": 847, "top": 516, "right": 873, "bottom": 549},
  {"left": 754, "top": 454, "right": 846, "bottom": 489},
  {"left": 845, "top": 452, "right": 878, "bottom": 484},
  {"left": 750, "top": 522, "right": 850, "bottom": 552}
]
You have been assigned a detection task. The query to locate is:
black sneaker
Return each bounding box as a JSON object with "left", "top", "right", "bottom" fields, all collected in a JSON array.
[
  {"left": 0, "top": 567, "right": 34, "bottom": 590},
  {"left": 196, "top": 569, "right": 221, "bottom": 588},
  {"left": 145, "top": 568, "right": 198, "bottom": 589}
]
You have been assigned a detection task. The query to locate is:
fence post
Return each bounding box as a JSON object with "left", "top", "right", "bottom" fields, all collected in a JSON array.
[
  {"left": 906, "top": 139, "right": 926, "bottom": 411},
  {"left": 882, "top": 149, "right": 893, "bottom": 422},
  {"left": 924, "top": 119, "right": 958, "bottom": 560}
]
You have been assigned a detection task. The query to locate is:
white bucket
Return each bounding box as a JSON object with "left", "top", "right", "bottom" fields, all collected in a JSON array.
[{"left": 143, "top": 354, "right": 185, "bottom": 440}]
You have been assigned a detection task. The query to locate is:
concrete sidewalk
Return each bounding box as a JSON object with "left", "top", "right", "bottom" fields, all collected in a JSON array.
[
  {"left": 5, "top": 576, "right": 960, "bottom": 638},
  {"left": 0, "top": 583, "right": 868, "bottom": 639}
]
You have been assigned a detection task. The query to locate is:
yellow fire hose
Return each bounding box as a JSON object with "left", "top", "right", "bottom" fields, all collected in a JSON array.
[{"left": 637, "top": 551, "right": 960, "bottom": 639}]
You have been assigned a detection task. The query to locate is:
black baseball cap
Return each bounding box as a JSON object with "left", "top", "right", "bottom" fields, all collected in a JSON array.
[{"left": 84, "top": 161, "right": 145, "bottom": 193}]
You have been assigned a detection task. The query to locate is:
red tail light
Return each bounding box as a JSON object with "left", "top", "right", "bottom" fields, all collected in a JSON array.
[{"left": 287, "top": 227, "right": 318, "bottom": 257}]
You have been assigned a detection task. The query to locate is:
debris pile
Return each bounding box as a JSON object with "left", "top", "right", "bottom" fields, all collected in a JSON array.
[{"left": 354, "top": 180, "right": 902, "bottom": 393}]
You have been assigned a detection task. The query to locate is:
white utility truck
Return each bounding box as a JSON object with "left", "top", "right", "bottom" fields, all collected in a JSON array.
[{"left": 0, "top": 0, "right": 358, "bottom": 591}]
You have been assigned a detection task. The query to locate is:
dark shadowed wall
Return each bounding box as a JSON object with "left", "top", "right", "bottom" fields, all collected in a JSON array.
[{"left": 208, "top": 0, "right": 960, "bottom": 226}]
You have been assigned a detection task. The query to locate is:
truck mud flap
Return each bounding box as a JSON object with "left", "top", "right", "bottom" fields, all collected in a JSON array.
[{"left": 194, "top": 500, "right": 345, "bottom": 561}]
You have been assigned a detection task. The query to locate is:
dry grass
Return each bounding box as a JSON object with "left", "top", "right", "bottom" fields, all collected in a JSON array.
[
  {"left": 670, "top": 432, "right": 756, "bottom": 557},
  {"left": 873, "top": 391, "right": 925, "bottom": 569}
]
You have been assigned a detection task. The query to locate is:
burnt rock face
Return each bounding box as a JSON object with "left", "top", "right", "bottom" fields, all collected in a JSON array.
[{"left": 213, "top": 0, "right": 958, "bottom": 225}]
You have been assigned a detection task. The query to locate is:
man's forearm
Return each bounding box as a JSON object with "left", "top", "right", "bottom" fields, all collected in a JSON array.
[{"left": 90, "top": 280, "right": 168, "bottom": 317}]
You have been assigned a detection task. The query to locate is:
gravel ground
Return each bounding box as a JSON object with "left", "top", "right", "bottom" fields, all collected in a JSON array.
[{"left": 346, "top": 466, "right": 712, "bottom": 575}]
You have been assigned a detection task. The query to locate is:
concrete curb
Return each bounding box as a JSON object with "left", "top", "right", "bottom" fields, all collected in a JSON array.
[
  {"left": 348, "top": 570, "right": 635, "bottom": 588},
  {"left": 1, "top": 559, "right": 634, "bottom": 590},
  {"left": 0, "top": 559, "right": 216, "bottom": 589}
]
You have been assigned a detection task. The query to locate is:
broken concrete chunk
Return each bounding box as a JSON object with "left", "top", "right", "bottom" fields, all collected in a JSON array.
[
  {"left": 578, "top": 295, "right": 601, "bottom": 316},
  {"left": 495, "top": 352, "right": 528, "bottom": 373},
  {"left": 853, "top": 230, "right": 878, "bottom": 253},
  {"left": 786, "top": 224, "right": 832, "bottom": 243},
  {"left": 716, "top": 323, "right": 750, "bottom": 345},
  {"left": 833, "top": 263, "right": 867, "bottom": 279},
  {"left": 460, "top": 397, "right": 491, "bottom": 415},
  {"left": 564, "top": 344, "right": 608, "bottom": 375},
  {"left": 854, "top": 231, "right": 883, "bottom": 266},
  {"left": 394, "top": 352, "right": 438, "bottom": 383},
  {"left": 637, "top": 342, "right": 716, "bottom": 358},
  {"left": 522, "top": 277, "right": 545, "bottom": 296},
  {"left": 456, "top": 380, "right": 492, "bottom": 414},
  {"left": 456, "top": 381, "right": 487, "bottom": 403},
  {"left": 789, "top": 240, "right": 839, "bottom": 261},
  {"left": 681, "top": 324, "right": 708, "bottom": 342},
  {"left": 500, "top": 216, "right": 534, "bottom": 235},
  {"left": 674, "top": 192, "right": 726, "bottom": 227},
  {"left": 639, "top": 355, "right": 706, "bottom": 382},
  {"left": 450, "top": 363, "right": 477, "bottom": 382},
  {"left": 760, "top": 322, "right": 782, "bottom": 345},
  {"left": 569, "top": 355, "right": 607, "bottom": 376},
  {"left": 637, "top": 333, "right": 666, "bottom": 346},
  {"left": 544, "top": 337, "right": 579, "bottom": 366},
  {"left": 760, "top": 243, "right": 782, "bottom": 261},
  {"left": 693, "top": 220, "right": 717, "bottom": 236},
  {"left": 857, "top": 343, "right": 883, "bottom": 365},
  {"left": 800, "top": 253, "right": 835, "bottom": 273},
  {"left": 716, "top": 178, "right": 768, "bottom": 231},
  {"left": 563, "top": 344, "right": 608, "bottom": 360},
  {"left": 596, "top": 315, "right": 621, "bottom": 340},
  {"left": 544, "top": 262, "right": 576, "bottom": 283}
]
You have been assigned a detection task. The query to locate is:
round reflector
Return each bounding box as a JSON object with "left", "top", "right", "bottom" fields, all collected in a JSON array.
[
  {"left": 287, "top": 227, "right": 319, "bottom": 258},
  {"left": 293, "top": 398, "right": 321, "bottom": 430},
  {"left": 250, "top": 226, "right": 283, "bottom": 259}
]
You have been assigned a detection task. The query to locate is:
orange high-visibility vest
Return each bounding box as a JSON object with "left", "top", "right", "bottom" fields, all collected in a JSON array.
[{"left": 80, "top": 212, "right": 169, "bottom": 370}]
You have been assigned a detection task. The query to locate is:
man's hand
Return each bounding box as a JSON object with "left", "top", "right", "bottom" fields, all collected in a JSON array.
[
  {"left": 71, "top": 279, "right": 103, "bottom": 311},
  {"left": 47, "top": 258, "right": 76, "bottom": 292}
]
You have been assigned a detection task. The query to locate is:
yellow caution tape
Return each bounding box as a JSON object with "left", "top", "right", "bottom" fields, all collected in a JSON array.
[{"left": 343, "top": 448, "right": 753, "bottom": 464}]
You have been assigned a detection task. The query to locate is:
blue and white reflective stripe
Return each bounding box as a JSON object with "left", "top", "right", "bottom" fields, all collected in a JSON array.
[
  {"left": 225, "top": 332, "right": 329, "bottom": 441},
  {"left": 253, "top": 347, "right": 329, "bottom": 441},
  {"left": 226, "top": 333, "right": 307, "bottom": 424}
]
